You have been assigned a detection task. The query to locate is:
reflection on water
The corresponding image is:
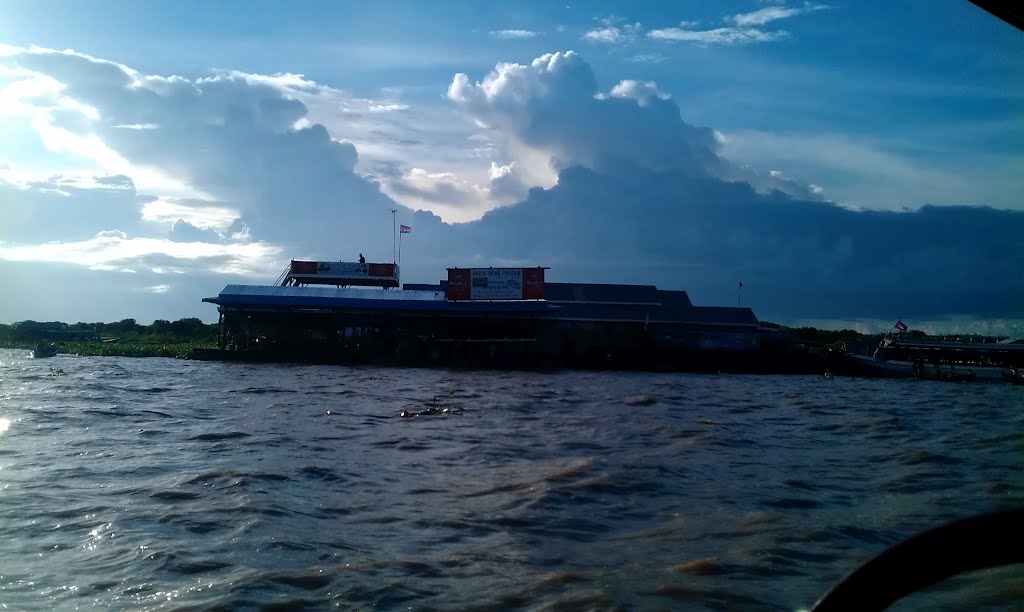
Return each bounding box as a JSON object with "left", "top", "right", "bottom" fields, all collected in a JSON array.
[{"left": 0, "top": 350, "right": 1021, "bottom": 610}]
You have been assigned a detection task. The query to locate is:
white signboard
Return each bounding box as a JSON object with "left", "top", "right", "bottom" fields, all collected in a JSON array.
[
  {"left": 470, "top": 268, "right": 523, "bottom": 300},
  {"left": 314, "top": 262, "right": 368, "bottom": 277}
]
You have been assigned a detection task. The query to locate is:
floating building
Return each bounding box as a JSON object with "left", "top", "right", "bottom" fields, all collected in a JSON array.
[{"left": 197, "top": 260, "right": 812, "bottom": 372}]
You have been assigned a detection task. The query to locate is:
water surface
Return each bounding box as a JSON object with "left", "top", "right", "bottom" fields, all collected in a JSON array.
[{"left": 0, "top": 350, "right": 1021, "bottom": 610}]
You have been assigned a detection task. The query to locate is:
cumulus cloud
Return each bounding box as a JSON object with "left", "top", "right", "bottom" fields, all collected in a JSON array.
[
  {"left": 607, "top": 79, "right": 669, "bottom": 102},
  {"left": 281, "top": 72, "right": 496, "bottom": 217},
  {"left": 385, "top": 167, "right": 487, "bottom": 210},
  {"left": 378, "top": 161, "right": 532, "bottom": 219},
  {"left": 487, "top": 161, "right": 531, "bottom": 204},
  {"left": 448, "top": 51, "right": 724, "bottom": 177},
  {"left": 446, "top": 51, "right": 818, "bottom": 201},
  {"left": 140, "top": 198, "right": 240, "bottom": 231},
  {"left": 169, "top": 219, "right": 223, "bottom": 243},
  {"left": 5, "top": 47, "right": 355, "bottom": 198},
  {"left": 0, "top": 44, "right": 412, "bottom": 260},
  {"left": 0, "top": 56, "right": 206, "bottom": 199}
]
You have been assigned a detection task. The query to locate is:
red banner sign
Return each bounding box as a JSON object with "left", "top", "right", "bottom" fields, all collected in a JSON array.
[
  {"left": 290, "top": 260, "right": 318, "bottom": 274},
  {"left": 523, "top": 267, "right": 545, "bottom": 299},
  {"left": 446, "top": 268, "right": 472, "bottom": 300},
  {"left": 367, "top": 263, "right": 397, "bottom": 278}
]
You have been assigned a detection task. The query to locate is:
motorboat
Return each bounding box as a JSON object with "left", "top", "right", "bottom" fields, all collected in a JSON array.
[{"left": 30, "top": 342, "right": 58, "bottom": 359}]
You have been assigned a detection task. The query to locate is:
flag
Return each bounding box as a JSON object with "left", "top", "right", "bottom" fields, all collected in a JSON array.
[
  {"left": 400, "top": 225, "right": 412, "bottom": 234},
  {"left": 739, "top": 281, "right": 743, "bottom": 288},
  {"left": 895, "top": 320, "right": 908, "bottom": 331}
]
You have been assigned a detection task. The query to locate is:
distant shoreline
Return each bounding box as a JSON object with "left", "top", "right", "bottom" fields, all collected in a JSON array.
[
  {"left": 1, "top": 341, "right": 212, "bottom": 359},
  {"left": 2, "top": 318, "right": 1012, "bottom": 363},
  {"left": 1, "top": 318, "right": 218, "bottom": 359}
]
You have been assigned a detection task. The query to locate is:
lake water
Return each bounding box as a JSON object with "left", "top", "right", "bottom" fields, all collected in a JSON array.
[{"left": 0, "top": 350, "right": 1021, "bottom": 610}]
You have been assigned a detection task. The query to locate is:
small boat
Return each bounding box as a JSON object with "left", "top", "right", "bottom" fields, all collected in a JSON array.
[{"left": 30, "top": 342, "right": 58, "bottom": 359}]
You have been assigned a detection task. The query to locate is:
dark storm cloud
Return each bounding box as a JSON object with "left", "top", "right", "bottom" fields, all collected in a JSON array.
[{"left": 449, "top": 165, "right": 1023, "bottom": 320}]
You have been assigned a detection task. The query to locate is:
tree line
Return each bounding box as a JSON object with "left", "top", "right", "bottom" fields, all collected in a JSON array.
[
  {"left": 0, "top": 318, "right": 219, "bottom": 345},
  {"left": 765, "top": 323, "right": 1005, "bottom": 346}
]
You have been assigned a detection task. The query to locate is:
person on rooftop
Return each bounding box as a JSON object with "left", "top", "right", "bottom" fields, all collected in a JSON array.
[{"left": 358, "top": 253, "right": 365, "bottom": 264}]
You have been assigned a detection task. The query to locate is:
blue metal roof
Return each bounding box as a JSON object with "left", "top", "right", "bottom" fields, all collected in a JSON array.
[
  {"left": 549, "top": 302, "right": 657, "bottom": 322},
  {"left": 203, "top": 284, "right": 558, "bottom": 314},
  {"left": 687, "top": 307, "right": 760, "bottom": 326},
  {"left": 547, "top": 302, "right": 758, "bottom": 326},
  {"left": 657, "top": 290, "right": 693, "bottom": 310},
  {"left": 402, "top": 283, "right": 444, "bottom": 292},
  {"left": 544, "top": 282, "right": 662, "bottom": 304},
  {"left": 202, "top": 284, "right": 756, "bottom": 324}
]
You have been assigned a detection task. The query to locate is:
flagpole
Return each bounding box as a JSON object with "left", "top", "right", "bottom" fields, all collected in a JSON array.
[
  {"left": 390, "top": 209, "right": 397, "bottom": 263},
  {"left": 738, "top": 282, "right": 742, "bottom": 307},
  {"left": 399, "top": 230, "right": 403, "bottom": 271}
]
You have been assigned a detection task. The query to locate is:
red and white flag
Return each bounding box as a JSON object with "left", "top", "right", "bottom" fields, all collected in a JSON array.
[{"left": 400, "top": 225, "right": 412, "bottom": 234}]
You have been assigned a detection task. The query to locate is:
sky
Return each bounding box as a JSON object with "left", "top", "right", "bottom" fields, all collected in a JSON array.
[{"left": 0, "top": 0, "right": 1021, "bottom": 333}]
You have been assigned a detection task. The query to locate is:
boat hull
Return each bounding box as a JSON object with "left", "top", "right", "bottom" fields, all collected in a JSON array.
[{"left": 836, "top": 353, "right": 1007, "bottom": 382}]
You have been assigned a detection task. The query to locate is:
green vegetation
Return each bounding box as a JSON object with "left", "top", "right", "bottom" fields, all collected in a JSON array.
[
  {"left": 0, "top": 318, "right": 219, "bottom": 359},
  {"left": 58, "top": 342, "right": 204, "bottom": 359}
]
